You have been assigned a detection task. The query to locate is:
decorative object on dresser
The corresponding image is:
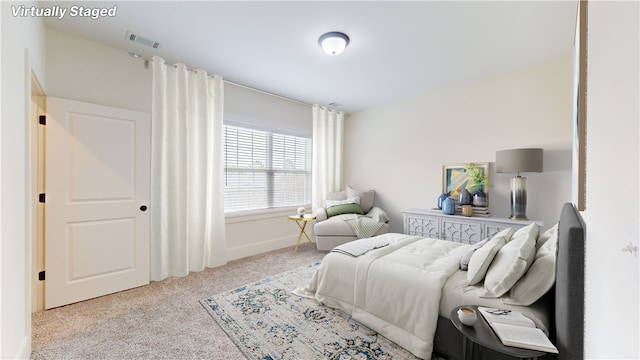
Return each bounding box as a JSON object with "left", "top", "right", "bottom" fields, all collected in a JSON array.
[
  {"left": 402, "top": 208, "right": 542, "bottom": 244},
  {"left": 442, "top": 162, "right": 490, "bottom": 206},
  {"left": 464, "top": 162, "right": 490, "bottom": 194},
  {"left": 461, "top": 205, "right": 473, "bottom": 217},
  {"left": 495, "top": 148, "right": 543, "bottom": 220},
  {"left": 455, "top": 205, "right": 491, "bottom": 217},
  {"left": 442, "top": 196, "right": 456, "bottom": 215},
  {"left": 473, "top": 189, "right": 487, "bottom": 207},
  {"left": 458, "top": 189, "right": 473, "bottom": 205},
  {"left": 437, "top": 192, "right": 449, "bottom": 209}
]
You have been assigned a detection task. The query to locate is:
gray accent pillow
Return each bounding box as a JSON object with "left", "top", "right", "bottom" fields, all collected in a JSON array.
[
  {"left": 346, "top": 186, "right": 375, "bottom": 213},
  {"left": 460, "top": 238, "right": 489, "bottom": 271}
]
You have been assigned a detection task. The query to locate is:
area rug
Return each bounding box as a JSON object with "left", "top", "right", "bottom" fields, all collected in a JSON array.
[{"left": 200, "top": 262, "right": 420, "bottom": 360}]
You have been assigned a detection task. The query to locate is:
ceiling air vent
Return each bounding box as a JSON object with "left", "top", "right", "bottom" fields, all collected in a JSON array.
[{"left": 126, "top": 31, "right": 160, "bottom": 49}]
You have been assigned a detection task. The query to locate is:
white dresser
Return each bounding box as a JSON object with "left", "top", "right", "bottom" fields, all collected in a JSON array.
[{"left": 401, "top": 208, "right": 542, "bottom": 245}]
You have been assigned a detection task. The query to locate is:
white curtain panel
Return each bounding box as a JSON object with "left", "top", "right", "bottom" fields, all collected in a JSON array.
[
  {"left": 150, "top": 56, "right": 226, "bottom": 281},
  {"left": 312, "top": 105, "right": 344, "bottom": 210}
]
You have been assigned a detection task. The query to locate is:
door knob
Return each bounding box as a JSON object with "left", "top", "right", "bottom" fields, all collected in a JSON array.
[{"left": 140, "top": 205, "right": 148, "bottom": 211}]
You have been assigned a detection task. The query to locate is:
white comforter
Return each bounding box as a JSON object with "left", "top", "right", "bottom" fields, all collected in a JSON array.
[{"left": 294, "top": 233, "right": 469, "bottom": 359}]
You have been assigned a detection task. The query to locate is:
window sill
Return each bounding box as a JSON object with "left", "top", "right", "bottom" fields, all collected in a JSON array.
[{"left": 225, "top": 205, "right": 312, "bottom": 224}]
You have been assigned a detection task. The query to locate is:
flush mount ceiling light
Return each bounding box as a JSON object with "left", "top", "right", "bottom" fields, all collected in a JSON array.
[{"left": 318, "top": 31, "right": 350, "bottom": 56}]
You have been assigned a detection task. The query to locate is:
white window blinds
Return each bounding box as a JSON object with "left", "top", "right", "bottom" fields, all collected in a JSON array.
[{"left": 223, "top": 124, "right": 311, "bottom": 212}]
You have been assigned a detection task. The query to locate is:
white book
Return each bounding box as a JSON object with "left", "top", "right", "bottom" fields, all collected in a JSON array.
[{"left": 478, "top": 307, "right": 559, "bottom": 354}]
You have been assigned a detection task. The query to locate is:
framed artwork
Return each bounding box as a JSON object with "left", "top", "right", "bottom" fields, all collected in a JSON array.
[{"left": 441, "top": 162, "right": 490, "bottom": 205}]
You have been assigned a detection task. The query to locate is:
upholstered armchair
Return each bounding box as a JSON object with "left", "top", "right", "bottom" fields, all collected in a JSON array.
[{"left": 313, "top": 186, "right": 390, "bottom": 251}]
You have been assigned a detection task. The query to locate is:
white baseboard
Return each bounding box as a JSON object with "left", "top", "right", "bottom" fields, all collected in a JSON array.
[
  {"left": 13, "top": 334, "right": 31, "bottom": 360},
  {"left": 227, "top": 235, "right": 299, "bottom": 261}
]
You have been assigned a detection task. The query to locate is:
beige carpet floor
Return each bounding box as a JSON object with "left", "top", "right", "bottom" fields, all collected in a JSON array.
[{"left": 31, "top": 244, "right": 325, "bottom": 360}]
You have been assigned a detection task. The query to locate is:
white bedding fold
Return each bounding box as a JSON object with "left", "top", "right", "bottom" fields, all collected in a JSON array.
[{"left": 331, "top": 236, "right": 390, "bottom": 257}]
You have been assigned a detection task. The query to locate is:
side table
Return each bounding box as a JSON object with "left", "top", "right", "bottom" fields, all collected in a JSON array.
[
  {"left": 450, "top": 305, "right": 546, "bottom": 360},
  {"left": 288, "top": 214, "right": 316, "bottom": 252}
]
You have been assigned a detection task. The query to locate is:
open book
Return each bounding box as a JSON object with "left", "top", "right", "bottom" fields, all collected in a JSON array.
[{"left": 478, "top": 307, "right": 559, "bottom": 354}]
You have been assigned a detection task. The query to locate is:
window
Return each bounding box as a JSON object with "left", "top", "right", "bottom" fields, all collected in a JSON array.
[{"left": 223, "top": 124, "right": 311, "bottom": 212}]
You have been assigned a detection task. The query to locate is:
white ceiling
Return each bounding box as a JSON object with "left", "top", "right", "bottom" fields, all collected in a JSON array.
[{"left": 41, "top": 1, "right": 578, "bottom": 113}]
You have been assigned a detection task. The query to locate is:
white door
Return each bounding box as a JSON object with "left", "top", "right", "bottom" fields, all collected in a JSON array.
[{"left": 45, "top": 97, "right": 150, "bottom": 309}]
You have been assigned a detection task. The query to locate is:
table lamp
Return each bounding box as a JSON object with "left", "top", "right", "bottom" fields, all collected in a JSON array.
[{"left": 495, "top": 148, "right": 543, "bottom": 220}]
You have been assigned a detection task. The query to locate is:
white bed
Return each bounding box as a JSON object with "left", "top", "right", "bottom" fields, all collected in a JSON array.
[{"left": 295, "top": 231, "right": 554, "bottom": 359}]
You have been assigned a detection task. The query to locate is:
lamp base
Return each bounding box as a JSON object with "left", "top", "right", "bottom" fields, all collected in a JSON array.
[
  {"left": 510, "top": 176, "right": 527, "bottom": 220},
  {"left": 509, "top": 216, "right": 529, "bottom": 221}
]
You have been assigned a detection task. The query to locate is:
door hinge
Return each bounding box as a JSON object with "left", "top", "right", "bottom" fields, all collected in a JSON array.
[
  {"left": 39, "top": 193, "right": 45, "bottom": 203},
  {"left": 39, "top": 115, "right": 46, "bottom": 125},
  {"left": 38, "top": 271, "right": 45, "bottom": 281}
]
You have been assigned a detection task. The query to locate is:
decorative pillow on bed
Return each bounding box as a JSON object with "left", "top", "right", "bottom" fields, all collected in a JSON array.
[
  {"left": 466, "top": 228, "right": 513, "bottom": 285},
  {"left": 535, "top": 223, "right": 558, "bottom": 251},
  {"left": 346, "top": 186, "right": 376, "bottom": 213},
  {"left": 460, "top": 238, "right": 488, "bottom": 271},
  {"left": 481, "top": 223, "right": 539, "bottom": 298},
  {"left": 503, "top": 224, "right": 559, "bottom": 306}
]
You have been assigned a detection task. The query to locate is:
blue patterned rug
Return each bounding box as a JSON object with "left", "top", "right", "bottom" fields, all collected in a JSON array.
[{"left": 200, "top": 263, "right": 420, "bottom": 360}]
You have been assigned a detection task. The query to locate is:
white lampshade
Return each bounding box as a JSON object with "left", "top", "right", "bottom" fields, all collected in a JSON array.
[{"left": 318, "top": 32, "right": 350, "bottom": 56}]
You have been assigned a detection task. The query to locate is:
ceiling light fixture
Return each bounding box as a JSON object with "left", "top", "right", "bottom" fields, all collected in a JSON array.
[{"left": 318, "top": 31, "right": 350, "bottom": 56}]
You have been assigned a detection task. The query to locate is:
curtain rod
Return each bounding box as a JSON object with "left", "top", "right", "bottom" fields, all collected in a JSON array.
[{"left": 129, "top": 52, "right": 311, "bottom": 107}]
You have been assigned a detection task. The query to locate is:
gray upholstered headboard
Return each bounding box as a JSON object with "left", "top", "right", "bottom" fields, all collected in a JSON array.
[{"left": 555, "top": 203, "right": 585, "bottom": 360}]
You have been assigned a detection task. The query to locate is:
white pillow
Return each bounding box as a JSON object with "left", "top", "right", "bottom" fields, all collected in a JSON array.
[
  {"left": 482, "top": 223, "right": 539, "bottom": 298},
  {"left": 503, "top": 225, "right": 559, "bottom": 305},
  {"left": 466, "top": 228, "right": 513, "bottom": 285},
  {"left": 324, "top": 196, "right": 360, "bottom": 209},
  {"left": 535, "top": 223, "right": 558, "bottom": 251},
  {"left": 346, "top": 186, "right": 375, "bottom": 213}
]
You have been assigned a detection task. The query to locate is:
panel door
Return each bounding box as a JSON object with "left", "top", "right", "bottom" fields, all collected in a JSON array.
[{"left": 45, "top": 97, "right": 150, "bottom": 309}]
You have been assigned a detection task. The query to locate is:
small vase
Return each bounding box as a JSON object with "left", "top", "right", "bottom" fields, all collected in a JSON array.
[
  {"left": 437, "top": 192, "right": 449, "bottom": 209},
  {"left": 473, "top": 190, "right": 487, "bottom": 207},
  {"left": 458, "top": 189, "right": 472, "bottom": 205},
  {"left": 442, "top": 197, "right": 455, "bottom": 215},
  {"left": 462, "top": 205, "right": 473, "bottom": 217}
]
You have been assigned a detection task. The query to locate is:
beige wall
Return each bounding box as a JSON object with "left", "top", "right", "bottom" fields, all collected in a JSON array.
[
  {"left": 584, "top": 2, "right": 639, "bottom": 358},
  {"left": 46, "top": 27, "right": 152, "bottom": 112},
  {"left": 1, "top": 1, "right": 47, "bottom": 358},
  {"left": 345, "top": 56, "right": 574, "bottom": 233},
  {"left": 45, "top": 28, "right": 311, "bottom": 262}
]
